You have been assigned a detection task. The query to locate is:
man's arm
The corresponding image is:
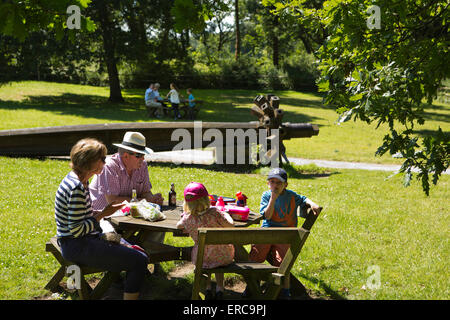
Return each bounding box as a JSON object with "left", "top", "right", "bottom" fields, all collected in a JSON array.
[
  {"left": 263, "top": 193, "right": 279, "bottom": 220},
  {"left": 305, "top": 198, "right": 321, "bottom": 215},
  {"left": 142, "top": 191, "right": 164, "bottom": 206},
  {"left": 105, "top": 192, "right": 163, "bottom": 206}
]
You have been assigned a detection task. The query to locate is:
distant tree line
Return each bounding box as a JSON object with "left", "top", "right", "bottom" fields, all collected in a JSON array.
[{"left": 0, "top": 0, "right": 320, "bottom": 101}]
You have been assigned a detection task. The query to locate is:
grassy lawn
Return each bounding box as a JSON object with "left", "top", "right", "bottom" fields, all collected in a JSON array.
[
  {"left": 0, "top": 81, "right": 448, "bottom": 300},
  {"left": 0, "top": 157, "right": 448, "bottom": 300}
]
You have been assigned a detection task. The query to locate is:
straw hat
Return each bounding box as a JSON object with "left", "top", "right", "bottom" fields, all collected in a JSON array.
[{"left": 113, "top": 132, "right": 153, "bottom": 155}]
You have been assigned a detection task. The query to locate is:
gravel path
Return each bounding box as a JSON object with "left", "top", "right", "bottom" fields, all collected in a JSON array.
[{"left": 146, "top": 150, "right": 449, "bottom": 174}]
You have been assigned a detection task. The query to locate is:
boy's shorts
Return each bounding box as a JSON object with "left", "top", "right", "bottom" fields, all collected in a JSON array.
[{"left": 249, "top": 243, "right": 290, "bottom": 267}]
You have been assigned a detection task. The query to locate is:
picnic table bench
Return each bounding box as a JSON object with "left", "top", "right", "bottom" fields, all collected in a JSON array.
[
  {"left": 146, "top": 99, "right": 203, "bottom": 120},
  {"left": 44, "top": 203, "right": 261, "bottom": 300},
  {"left": 45, "top": 237, "right": 121, "bottom": 300},
  {"left": 191, "top": 204, "right": 322, "bottom": 300}
]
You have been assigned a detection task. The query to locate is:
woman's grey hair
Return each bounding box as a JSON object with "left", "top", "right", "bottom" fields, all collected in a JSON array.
[{"left": 70, "top": 138, "right": 107, "bottom": 173}]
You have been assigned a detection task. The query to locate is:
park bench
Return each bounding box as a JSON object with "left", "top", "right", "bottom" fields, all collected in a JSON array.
[
  {"left": 44, "top": 235, "right": 191, "bottom": 300},
  {"left": 146, "top": 99, "right": 203, "bottom": 120},
  {"left": 44, "top": 237, "right": 121, "bottom": 300},
  {"left": 191, "top": 204, "right": 322, "bottom": 300}
]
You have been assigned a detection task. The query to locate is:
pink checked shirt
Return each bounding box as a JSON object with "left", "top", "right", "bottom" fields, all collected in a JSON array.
[{"left": 89, "top": 153, "right": 152, "bottom": 211}]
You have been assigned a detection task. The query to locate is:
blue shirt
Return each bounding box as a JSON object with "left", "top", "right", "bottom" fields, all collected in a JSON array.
[
  {"left": 145, "top": 88, "right": 156, "bottom": 102},
  {"left": 259, "top": 189, "right": 308, "bottom": 227},
  {"left": 188, "top": 93, "right": 195, "bottom": 107}
]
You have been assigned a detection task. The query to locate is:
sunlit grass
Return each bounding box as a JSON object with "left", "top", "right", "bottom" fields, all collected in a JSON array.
[
  {"left": 0, "top": 157, "right": 448, "bottom": 299},
  {"left": 1, "top": 81, "right": 448, "bottom": 164}
]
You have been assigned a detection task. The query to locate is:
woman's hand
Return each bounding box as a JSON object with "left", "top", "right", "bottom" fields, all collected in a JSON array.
[{"left": 102, "top": 201, "right": 126, "bottom": 217}]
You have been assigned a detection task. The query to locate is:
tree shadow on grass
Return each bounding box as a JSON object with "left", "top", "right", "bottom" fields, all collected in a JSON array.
[
  {"left": 0, "top": 93, "right": 150, "bottom": 123},
  {"left": 146, "top": 162, "right": 340, "bottom": 181},
  {"left": 282, "top": 163, "right": 341, "bottom": 180},
  {"left": 296, "top": 273, "right": 347, "bottom": 300},
  {"left": 0, "top": 89, "right": 331, "bottom": 125}
]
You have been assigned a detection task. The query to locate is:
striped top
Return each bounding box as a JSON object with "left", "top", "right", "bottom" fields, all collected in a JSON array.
[
  {"left": 54, "top": 171, "right": 100, "bottom": 239},
  {"left": 89, "top": 153, "right": 152, "bottom": 212}
]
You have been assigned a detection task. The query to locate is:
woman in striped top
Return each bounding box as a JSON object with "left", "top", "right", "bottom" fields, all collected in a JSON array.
[{"left": 54, "top": 138, "right": 148, "bottom": 300}]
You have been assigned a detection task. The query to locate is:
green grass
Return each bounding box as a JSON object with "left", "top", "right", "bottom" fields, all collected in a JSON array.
[
  {"left": 0, "top": 81, "right": 449, "bottom": 300},
  {"left": 0, "top": 158, "right": 448, "bottom": 299},
  {"left": 1, "top": 81, "right": 449, "bottom": 164}
]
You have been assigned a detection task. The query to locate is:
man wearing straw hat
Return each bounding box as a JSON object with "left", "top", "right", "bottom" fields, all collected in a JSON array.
[{"left": 90, "top": 131, "right": 165, "bottom": 273}]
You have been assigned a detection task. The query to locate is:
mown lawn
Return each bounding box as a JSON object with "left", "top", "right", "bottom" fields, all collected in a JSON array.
[
  {"left": 0, "top": 157, "right": 448, "bottom": 300},
  {"left": 1, "top": 81, "right": 448, "bottom": 164},
  {"left": 0, "top": 81, "right": 448, "bottom": 300}
]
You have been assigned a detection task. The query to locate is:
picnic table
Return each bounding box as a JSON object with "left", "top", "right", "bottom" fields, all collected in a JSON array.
[
  {"left": 45, "top": 202, "right": 320, "bottom": 299},
  {"left": 146, "top": 99, "right": 203, "bottom": 120},
  {"left": 106, "top": 203, "right": 262, "bottom": 264}
]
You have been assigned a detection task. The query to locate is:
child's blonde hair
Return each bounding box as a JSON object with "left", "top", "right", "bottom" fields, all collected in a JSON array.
[{"left": 183, "top": 195, "right": 210, "bottom": 216}]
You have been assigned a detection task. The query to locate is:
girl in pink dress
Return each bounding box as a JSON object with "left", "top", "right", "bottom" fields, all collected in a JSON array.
[{"left": 176, "top": 182, "right": 234, "bottom": 300}]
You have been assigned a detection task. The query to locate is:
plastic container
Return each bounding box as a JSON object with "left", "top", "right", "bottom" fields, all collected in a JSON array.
[
  {"left": 209, "top": 194, "right": 235, "bottom": 205},
  {"left": 225, "top": 205, "right": 250, "bottom": 221}
]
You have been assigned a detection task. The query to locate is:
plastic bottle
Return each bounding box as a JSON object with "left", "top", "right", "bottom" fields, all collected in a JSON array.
[{"left": 217, "top": 196, "right": 225, "bottom": 211}]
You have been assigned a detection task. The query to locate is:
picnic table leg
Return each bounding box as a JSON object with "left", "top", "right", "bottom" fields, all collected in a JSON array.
[
  {"left": 89, "top": 271, "right": 121, "bottom": 300},
  {"left": 244, "top": 275, "right": 264, "bottom": 299}
]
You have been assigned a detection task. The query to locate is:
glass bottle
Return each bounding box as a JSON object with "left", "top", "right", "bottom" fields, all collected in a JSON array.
[
  {"left": 169, "top": 183, "right": 176, "bottom": 207},
  {"left": 130, "top": 189, "right": 139, "bottom": 217}
]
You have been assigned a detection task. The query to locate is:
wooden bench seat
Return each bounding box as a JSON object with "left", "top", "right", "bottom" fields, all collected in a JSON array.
[
  {"left": 191, "top": 204, "right": 322, "bottom": 300},
  {"left": 201, "top": 262, "right": 278, "bottom": 275},
  {"left": 45, "top": 237, "right": 120, "bottom": 300},
  {"left": 191, "top": 227, "right": 310, "bottom": 300}
]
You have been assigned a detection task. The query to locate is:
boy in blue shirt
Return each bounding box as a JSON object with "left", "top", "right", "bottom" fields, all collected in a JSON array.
[
  {"left": 187, "top": 88, "right": 196, "bottom": 120},
  {"left": 248, "top": 167, "right": 320, "bottom": 299}
]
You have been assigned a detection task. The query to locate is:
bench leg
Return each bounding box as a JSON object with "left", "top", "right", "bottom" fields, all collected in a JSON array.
[
  {"left": 45, "top": 266, "right": 66, "bottom": 292},
  {"left": 77, "top": 273, "right": 93, "bottom": 300},
  {"left": 191, "top": 272, "right": 202, "bottom": 300},
  {"left": 90, "top": 271, "right": 121, "bottom": 300},
  {"left": 289, "top": 272, "right": 308, "bottom": 297},
  {"left": 243, "top": 274, "right": 265, "bottom": 299},
  {"left": 192, "top": 273, "right": 208, "bottom": 300}
]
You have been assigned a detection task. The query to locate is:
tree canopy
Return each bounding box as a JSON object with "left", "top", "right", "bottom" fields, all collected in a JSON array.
[
  {"left": 1, "top": 0, "right": 448, "bottom": 194},
  {"left": 267, "top": 0, "right": 449, "bottom": 194},
  {"left": 0, "top": 0, "right": 94, "bottom": 41}
]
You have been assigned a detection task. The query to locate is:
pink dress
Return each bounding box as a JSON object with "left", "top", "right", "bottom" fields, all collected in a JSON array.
[{"left": 177, "top": 207, "right": 235, "bottom": 269}]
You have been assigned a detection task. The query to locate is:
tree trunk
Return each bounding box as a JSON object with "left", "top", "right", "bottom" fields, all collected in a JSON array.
[
  {"left": 234, "top": 0, "right": 240, "bottom": 60},
  {"left": 272, "top": 13, "right": 279, "bottom": 67},
  {"left": 97, "top": 3, "right": 124, "bottom": 103}
]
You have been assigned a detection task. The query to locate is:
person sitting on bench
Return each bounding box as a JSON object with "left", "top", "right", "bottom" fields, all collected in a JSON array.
[
  {"left": 54, "top": 138, "right": 148, "bottom": 300},
  {"left": 176, "top": 182, "right": 235, "bottom": 300},
  {"left": 247, "top": 168, "right": 321, "bottom": 299}
]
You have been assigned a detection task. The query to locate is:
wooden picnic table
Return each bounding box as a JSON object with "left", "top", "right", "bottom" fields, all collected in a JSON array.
[
  {"left": 45, "top": 202, "right": 317, "bottom": 299},
  {"left": 146, "top": 99, "right": 203, "bottom": 119},
  {"left": 106, "top": 203, "right": 263, "bottom": 264}
]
